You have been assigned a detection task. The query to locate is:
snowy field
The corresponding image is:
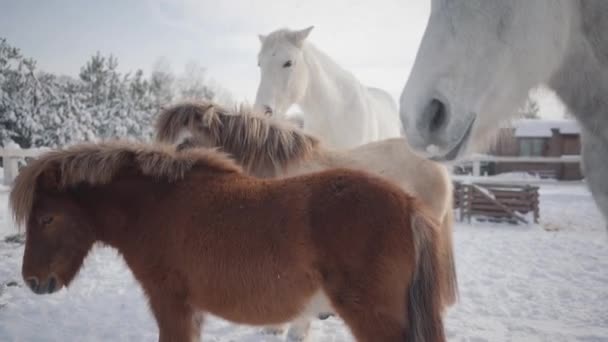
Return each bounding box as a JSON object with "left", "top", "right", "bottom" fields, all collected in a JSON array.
[{"left": 0, "top": 181, "right": 607, "bottom": 341}]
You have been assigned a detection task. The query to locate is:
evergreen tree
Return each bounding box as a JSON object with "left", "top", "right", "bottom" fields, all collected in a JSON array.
[
  {"left": 177, "top": 61, "right": 215, "bottom": 101},
  {"left": 519, "top": 96, "right": 540, "bottom": 119},
  {"left": 0, "top": 39, "right": 233, "bottom": 147},
  {"left": 149, "top": 57, "right": 174, "bottom": 108}
]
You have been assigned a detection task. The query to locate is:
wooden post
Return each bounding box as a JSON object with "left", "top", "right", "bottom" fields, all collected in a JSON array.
[
  {"left": 466, "top": 185, "right": 472, "bottom": 223},
  {"left": 458, "top": 185, "right": 465, "bottom": 222},
  {"left": 473, "top": 161, "right": 481, "bottom": 176},
  {"left": 3, "top": 156, "right": 19, "bottom": 186},
  {"left": 1, "top": 148, "right": 48, "bottom": 186},
  {"left": 532, "top": 186, "right": 540, "bottom": 223}
]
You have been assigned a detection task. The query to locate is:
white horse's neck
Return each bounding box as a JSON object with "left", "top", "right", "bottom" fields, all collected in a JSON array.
[
  {"left": 298, "top": 43, "right": 363, "bottom": 123},
  {"left": 549, "top": 0, "right": 608, "bottom": 139}
]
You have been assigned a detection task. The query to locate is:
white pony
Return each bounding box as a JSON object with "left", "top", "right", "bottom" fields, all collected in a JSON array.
[
  {"left": 400, "top": 0, "right": 608, "bottom": 226},
  {"left": 255, "top": 27, "right": 402, "bottom": 149}
]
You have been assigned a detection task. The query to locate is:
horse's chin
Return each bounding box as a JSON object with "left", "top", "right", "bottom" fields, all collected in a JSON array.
[{"left": 429, "top": 117, "right": 476, "bottom": 162}]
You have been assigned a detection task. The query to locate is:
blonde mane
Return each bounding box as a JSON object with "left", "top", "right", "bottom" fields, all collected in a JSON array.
[
  {"left": 155, "top": 101, "right": 320, "bottom": 176},
  {"left": 10, "top": 141, "right": 241, "bottom": 227}
]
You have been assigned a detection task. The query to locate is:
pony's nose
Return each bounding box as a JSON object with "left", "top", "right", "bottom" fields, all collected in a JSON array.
[
  {"left": 417, "top": 99, "right": 449, "bottom": 141},
  {"left": 47, "top": 276, "right": 57, "bottom": 293},
  {"left": 26, "top": 277, "right": 39, "bottom": 293}
]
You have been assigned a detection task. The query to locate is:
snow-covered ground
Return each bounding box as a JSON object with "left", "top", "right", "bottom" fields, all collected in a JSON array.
[{"left": 0, "top": 182, "right": 607, "bottom": 341}]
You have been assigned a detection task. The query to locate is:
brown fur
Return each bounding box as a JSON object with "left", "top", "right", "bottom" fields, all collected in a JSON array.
[
  {"left": 156, "top": 102, "right": 319, "bottom": 177},
  {"left": 155, "top": 100, "right": 459, "bottom": 309},
  {"left": 13, "top": 141, "right": 446, "bottom": 342},
  {"left": 10, "top": 141, "right": 240, "bottom": 228}
]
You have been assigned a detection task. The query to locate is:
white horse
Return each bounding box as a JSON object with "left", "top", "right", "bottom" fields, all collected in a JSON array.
[
  {"left": 400, "top": 0, "right": 608, "bottom": 226},
  {"left": 255, "top": 27, "right": 402, "bottom": 149}
]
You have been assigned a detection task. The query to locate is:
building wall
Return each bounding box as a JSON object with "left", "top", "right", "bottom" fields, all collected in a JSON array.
[
  {"left": 489, "top": 127, "right": 582, "bottom": 180},
  {"left": 490, "top": 128, "right": 518, "bottom": 156},
  {"left": 493, "top": 162, "right": 583, "bottom": 180},
  {"left": 547, "top": 129, "right": 562, "bottom": 157},
  {"left": 562, "top": 135, "right": 581, "bottom": 155},
  {"left": 494, "top": 162, "right": 559, "bottom": 178}
]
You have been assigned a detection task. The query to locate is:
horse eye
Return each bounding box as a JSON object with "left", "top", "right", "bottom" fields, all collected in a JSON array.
[
  {"left": 40, "top": 216, "right": 54, "bottom": 225},
  {"left": 283, "top": 60, "right": 292, "bottom": 68}
]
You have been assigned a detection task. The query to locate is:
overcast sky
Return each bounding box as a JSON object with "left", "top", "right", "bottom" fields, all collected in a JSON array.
[{"left": 1, "top": 0, "right": 566, "bottom": 118}]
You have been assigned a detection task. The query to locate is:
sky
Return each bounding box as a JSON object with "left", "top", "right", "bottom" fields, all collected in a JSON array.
[{"left": 0, "top": 0, "right": 567, "bottom": 118}]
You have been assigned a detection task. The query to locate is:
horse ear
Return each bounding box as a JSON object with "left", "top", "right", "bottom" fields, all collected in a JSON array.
[
  {"left": 258, "top": 34, "right": 266, "bottom": 44},
  {"left": 38, "top": 163, "right": 61, "bottom": 191},
  {"left": 290, "top": 26, "right": 314, "bottom": 48}
]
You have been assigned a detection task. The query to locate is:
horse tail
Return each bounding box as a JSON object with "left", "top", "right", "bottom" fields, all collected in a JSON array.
[
  {"left": 407, "top": 204, "right": 446, "bottom": 342},
  {"left": 439, "top": 182, "right": 459, "bottom": 308}
]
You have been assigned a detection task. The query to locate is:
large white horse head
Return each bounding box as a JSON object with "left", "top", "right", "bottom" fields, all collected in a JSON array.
[
  {"left": 255, "top": 26, "right": 314, "bottom": 117},
  {"left": 400, "top": 0, "right": 572, "bottom": 160}
]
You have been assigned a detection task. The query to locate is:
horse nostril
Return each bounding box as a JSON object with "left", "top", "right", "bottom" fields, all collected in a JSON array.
[
  {"left": 428, "top": 99, "right": 447, "bottom": 133},
  {"left": 47, "top": 276, "right": 57, "bottom": 293},
  {"left": 26, "top": 277, "right": 39, "bottom": 292}
]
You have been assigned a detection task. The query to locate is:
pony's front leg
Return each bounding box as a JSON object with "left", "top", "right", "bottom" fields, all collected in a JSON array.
[{"left": 148, "top": 294, "right": 204, "bottom": 342}]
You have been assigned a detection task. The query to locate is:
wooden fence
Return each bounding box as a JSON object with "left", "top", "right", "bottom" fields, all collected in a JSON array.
[
  {"left": 460, "top": 154, "right": 581, "bottom": 176},
  {"left": 1, "top": 148, "right": 48, "bottom": 186},
  {"left": 454, "top": 181, "right": 539, "bottom": 224}
]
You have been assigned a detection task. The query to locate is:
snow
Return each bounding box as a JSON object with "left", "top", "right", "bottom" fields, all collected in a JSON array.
[
  {"left": 453, "top": 172, "right": 558, "bottom": 186},
  {"left": 512, "top": 119, "right": 581, "bottom": 138},
  {"left": 0, "top": 183, "right": 607, "bottom": 341}
]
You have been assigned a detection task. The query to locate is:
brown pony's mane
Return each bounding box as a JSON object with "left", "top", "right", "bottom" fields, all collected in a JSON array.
[
  {"left": 155, "top": 101, "right": 320, "bottom": 174},
  {"left": 10, "top": 141, "right": 241, "bottom": 227}
]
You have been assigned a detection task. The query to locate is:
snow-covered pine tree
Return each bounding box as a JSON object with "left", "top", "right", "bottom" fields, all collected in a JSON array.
[
  {"left": 1, "top": 40, "right": 234, "bottom": 148},
  {"left": 177, "top": 61, "right": 215, "bottom": 101},
  {"left": 0, "top": 40, "right": 51, "bottom": 148},
  {"left": 149, "top": 57, "right": 175, "bottom": 109},
  {"left": 176, "top": 61, "right": 234, "bottom": 107}
]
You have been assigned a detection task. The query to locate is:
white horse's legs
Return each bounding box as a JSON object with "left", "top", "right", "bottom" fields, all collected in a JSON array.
[{"left": 581, "top": 129, "right": 608, "bottom": 228}]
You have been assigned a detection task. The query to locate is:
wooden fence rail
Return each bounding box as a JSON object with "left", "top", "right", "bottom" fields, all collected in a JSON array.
[
  {"left": 459, "top": 154, "right": 581, "bottom": 176},
  {"left": 453, "top": 181, "right": 539, "bottom": 224}
]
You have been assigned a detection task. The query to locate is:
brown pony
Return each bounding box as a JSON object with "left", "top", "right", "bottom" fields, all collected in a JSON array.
[
  {"left": 11, "top": 141, "right": 446, "bottom": 342},
  {"left": 155, "top": 101, "right": 458, "bottom": 309}
]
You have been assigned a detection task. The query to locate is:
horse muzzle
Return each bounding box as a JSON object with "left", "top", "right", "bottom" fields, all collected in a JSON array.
[{"left": 25, "top": 275, "right": 61, "bottom": 295}]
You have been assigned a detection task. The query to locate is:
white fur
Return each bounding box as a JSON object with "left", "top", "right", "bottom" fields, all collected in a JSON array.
[
  {"left": 255, "top": 27, "right": 401, "bottom": 149},
  {"left": 400, "top": 0, "right": 608, "bottom": 225},
  {"left": 400, "top": 0, "right": 573, "bottom": 158}
]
